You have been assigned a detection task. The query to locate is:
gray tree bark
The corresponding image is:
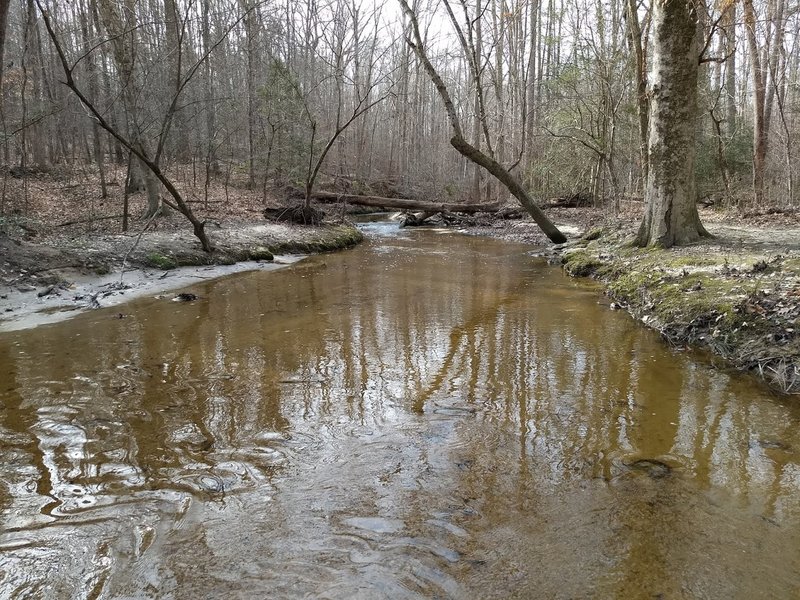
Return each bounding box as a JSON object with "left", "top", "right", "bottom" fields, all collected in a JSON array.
[
  {"left": 79, "top": 0, "right": 107, "bottom": 197},
  {"left": 723, "top": 4, "right": 736, "bottom": 137},
  {"left": 0, "top": 0, "right": 11, "bottom": 92},
  {"left": 635, "top": 0, "right": 709, "bottom": 247},
  {"left": 626, "top": 0, "right": 649, "bottom": 185},
  {"left": 97, "top": 0, "right": 162, "bottom": 217},
  {"left": 743, "top": 0, "right": 767, "bottom": 206},
  {"left": 201, "top": 0, "right": 218, "bottom": 176},
  {"left": 523, "top": 0, "right": 539, "bottom": 185}
]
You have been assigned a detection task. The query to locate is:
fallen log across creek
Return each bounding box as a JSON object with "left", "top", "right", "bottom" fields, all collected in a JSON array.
[{"left": 307, "top": 190, "right": 502, "bottom": 214}]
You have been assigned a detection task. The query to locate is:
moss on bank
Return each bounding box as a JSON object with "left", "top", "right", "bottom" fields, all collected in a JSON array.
[
  {"left": 268, "top": 225, "right": 364, "bottom": 254},
  {"left": 562, "top": 249, "right": 604, "bottom": 277},
  {"left": 136, "top": 224, "right": 363, "bottom": 271},
  {"left": 560, "top": 237, "right": 800, "bottom": 394}
]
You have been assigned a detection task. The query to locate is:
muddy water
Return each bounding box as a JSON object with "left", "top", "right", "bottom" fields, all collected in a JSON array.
[{"left": 2, "top": 225, "right": 800, "bottom": 599}]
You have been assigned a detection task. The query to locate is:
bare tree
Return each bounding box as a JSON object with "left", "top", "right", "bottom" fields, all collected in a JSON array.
[
  {"left": 0, "top": 0, "right": 795, "bottom": 232},
  {"left": 625, "top": 0, "right": 649, "bottom": 185},
  {"left": 95, "top": 0, "right": 162, "bottom": 217},
  {"left": 79, "top": 0, "right": 106, "bottom": 198},
  {"left": 0, "top": 0, "right": 12, "bottom": 92},
  {"left": 35, "top": 0, "right": 253, "bottom": 251}
]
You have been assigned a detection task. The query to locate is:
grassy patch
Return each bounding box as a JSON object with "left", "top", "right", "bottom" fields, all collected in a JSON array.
[
  {"left": 779, "top": 258, "right": 800, "bottom": 275},
  {"left": 581, "top": 227, "right": 604, "bottom": 241},
  {"left": 609, "top": 270, "right": 744, "bottom": 325}
]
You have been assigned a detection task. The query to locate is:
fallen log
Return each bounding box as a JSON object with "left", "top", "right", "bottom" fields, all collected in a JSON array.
[
  {"left": 441, "top": 211, "right": 478, "bottom": 226},
  {"left": 545, "top": 191, "right": 594, "bottom": 208},
  {"left": 496, "top": 207, "right": 523, "bottom": 219},
  {"left": 308, "top": 190, "right": 501, "bottom": 214},
  {"left": 400, "top": 211, "right": 438, "bottom": 227}
]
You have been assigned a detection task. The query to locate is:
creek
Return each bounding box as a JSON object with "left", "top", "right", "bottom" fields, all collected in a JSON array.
[{"left": 1, "top": 222, "right": 799, "bottom": 598}]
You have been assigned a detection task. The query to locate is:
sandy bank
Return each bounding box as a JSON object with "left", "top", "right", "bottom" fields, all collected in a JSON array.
[{"left": 0, "top": 222, "right": 363, "bottom": 331}]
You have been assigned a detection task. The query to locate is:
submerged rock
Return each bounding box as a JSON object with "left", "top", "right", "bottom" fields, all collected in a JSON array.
[
  {"left": 173, "top": 293, "right": 197, "bottom": 302},
  {"left": 625, "top": 458, "right": 672, "bottom": 479}
]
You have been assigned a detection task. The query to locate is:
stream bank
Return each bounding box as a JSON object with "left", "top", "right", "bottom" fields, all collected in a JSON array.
[
  {"left": 556, "top": 218, "right": 800, "bottom": 394},
  {"left": 0, "top": 221, "right": 362, "bottom": 331}
]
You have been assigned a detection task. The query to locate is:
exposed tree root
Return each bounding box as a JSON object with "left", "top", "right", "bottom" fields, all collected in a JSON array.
[{"left": 264, "top": 204, "right": 325, "bottom": 225}]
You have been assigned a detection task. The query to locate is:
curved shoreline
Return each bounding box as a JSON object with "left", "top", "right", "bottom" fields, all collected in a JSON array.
[{"left": 0, "top": 222, "right": 363, "bottom": 332}]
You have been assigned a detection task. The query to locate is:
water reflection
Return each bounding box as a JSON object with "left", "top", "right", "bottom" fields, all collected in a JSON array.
[{"left": 1, "top": 230, "right": 800, "bottom": 598}]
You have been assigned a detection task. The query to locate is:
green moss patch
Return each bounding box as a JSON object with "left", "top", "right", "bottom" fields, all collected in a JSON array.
[
  {"left": 562, "top": 249, "right": 604, "bottom": 277},
  {"left": 270, "top": 225, "right": 363, "bottom": 254},
  {"left": 145, "top": 252, "right": 178, "bottom": 270},
  {"left": 581, "top": 227, "right": 604, "bottom": 241},
  {"left": 138, "top": 224, "right": 361, "bottom": 271},
  {"left": 248, "top": 246, "right": 274, "bottom": 261}
]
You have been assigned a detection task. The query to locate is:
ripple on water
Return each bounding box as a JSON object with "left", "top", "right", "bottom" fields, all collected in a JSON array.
[
  {"left": 343, "top": 516, "right": 405, "bottom": 534},
  {"left": 253, "top": 430, "right": 289, "bottom": 443},
  {"left": 390, "top": 537, "right": 461, "bottom": 563},
  {"left": 425, "top": 518, "right": 469, "bottom": 539},
  {"left": 171, "top": 470, "right": 227, "bottom": 496},
  {"left": 430, "top": 403, "right": 478, "bottom": 417}
]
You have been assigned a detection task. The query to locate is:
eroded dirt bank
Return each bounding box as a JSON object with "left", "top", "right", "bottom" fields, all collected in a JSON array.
[{"left": 0, "top": 222, "right": 362, "bottom": 331}]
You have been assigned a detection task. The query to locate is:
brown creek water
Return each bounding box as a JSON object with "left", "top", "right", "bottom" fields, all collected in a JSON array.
[{"left": 1, "top": 223, "right": 800, "bottom": 599}]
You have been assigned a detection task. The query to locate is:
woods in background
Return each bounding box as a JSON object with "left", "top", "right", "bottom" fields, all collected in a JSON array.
[{"left": 0, "top": 0, "right": 797, "bottom": 232}]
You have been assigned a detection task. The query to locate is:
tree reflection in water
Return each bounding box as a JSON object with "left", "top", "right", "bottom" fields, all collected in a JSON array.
[{"left": 1, "top": 230, "right": 799, "bottom": 598}]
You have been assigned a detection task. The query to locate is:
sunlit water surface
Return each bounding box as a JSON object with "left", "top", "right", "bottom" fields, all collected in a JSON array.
[{"left": 2, "top": 224, "right": 800, "bottom": 598}]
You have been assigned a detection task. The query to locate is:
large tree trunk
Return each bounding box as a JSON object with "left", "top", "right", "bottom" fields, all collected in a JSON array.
[
  {"left": 523, "top": 0, "right": 539, "bottom": 186},
  {"left": 743, "top": 0, "right": 767, "bottom": 207},
  {"left": 97, "top": 0, "right": 162, "bottom": 218},
  {"left": 723, "top": 4, "right": 737, "bottom": 138},
  {"left": 79, "top": 2, "right": 107, "bottom": 197},
  {"left": 201, "top": 0, "right": 218, "bottom": 175},
  {"left": 164, "top": 0, "right": 187, "bottom": 162},
  {"left": 242, "top": 0, "right": 258, "bottom": 188},
  {"left": 635, "top": 0, "right": 708, "bottom": 247}
]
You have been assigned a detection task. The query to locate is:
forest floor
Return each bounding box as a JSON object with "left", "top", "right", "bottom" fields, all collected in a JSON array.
[{"left": 1, "top": 166, "right": 799, "bottom": 394}]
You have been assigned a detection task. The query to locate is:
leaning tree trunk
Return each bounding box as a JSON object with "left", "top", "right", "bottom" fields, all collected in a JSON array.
[
  {"left": 398, "top": 0, "right": 567, "bottom": 244},
  {"left": 635, "top": 0, "right": 709, "bottom": 247}
]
